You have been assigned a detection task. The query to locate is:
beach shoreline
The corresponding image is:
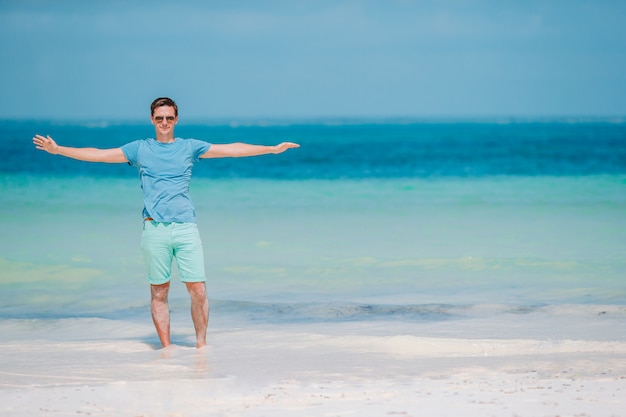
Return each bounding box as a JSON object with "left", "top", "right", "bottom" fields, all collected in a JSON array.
[{"left": 1, "top": 317, "right": 625, "bottom": 417}]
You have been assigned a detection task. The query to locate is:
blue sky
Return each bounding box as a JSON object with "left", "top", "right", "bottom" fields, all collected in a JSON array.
[{"left": 1, "top": 0, "right": 625, "bottom": 121}]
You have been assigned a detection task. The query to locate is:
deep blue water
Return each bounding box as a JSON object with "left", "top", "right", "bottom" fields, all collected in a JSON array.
[{"left": 3, "top": 119, "right": 626, "bottom": 179}]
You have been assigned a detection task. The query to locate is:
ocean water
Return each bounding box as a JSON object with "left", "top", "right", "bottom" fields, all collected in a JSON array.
[{"left": 1, "top": 119, "right": 625, "bottom": 345}]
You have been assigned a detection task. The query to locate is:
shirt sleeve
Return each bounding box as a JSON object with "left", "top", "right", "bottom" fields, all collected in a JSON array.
[
  {"left": 190, "top": 139, "right": 211, "bottom": 162},
  {"left": 120, "top": 140, "right": 141, "bottom": 166}
]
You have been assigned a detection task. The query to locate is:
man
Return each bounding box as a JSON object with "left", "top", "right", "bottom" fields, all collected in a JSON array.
[{"left": 33, "top": 97, "right": 299, "bottom": 349}]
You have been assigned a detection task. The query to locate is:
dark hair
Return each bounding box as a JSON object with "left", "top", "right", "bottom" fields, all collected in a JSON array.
[{"left": 150, "top": 97, "right": 178, "bottom": 116}]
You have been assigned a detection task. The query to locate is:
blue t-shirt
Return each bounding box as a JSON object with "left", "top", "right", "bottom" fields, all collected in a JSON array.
[{"left": 121, "top": 138, "right": 211, "bottom": 223}]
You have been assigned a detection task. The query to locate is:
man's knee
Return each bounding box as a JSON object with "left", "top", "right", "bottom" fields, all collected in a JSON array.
[
  {"left": 185, "top": 282, "right": 206, "bottom": 299},
  {"left": 151, "top": 282, "right": 170, "bottom": 301}
]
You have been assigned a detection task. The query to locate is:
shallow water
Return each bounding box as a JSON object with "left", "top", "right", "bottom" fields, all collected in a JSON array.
[{"left": 1, "top": 174, "right": 625, "bottom": 322}]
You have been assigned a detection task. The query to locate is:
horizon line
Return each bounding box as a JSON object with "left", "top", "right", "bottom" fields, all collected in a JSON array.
[{"left": 2, "top": 114, "right": 626, "bottom": 127}]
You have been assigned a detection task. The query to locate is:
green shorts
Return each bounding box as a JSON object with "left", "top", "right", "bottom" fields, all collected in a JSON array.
[{"left": 141, "top": 221, "right": 206, "bottom": 285}]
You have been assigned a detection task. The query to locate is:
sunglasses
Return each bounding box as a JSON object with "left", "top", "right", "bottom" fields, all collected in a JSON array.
[{"left": 154, "top": 116, "right": 176, "bottom": 123}]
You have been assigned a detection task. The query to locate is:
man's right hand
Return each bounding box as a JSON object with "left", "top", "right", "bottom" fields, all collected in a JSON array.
[{"left": 33, "top": 134, "right": 59, "bottom": 154}]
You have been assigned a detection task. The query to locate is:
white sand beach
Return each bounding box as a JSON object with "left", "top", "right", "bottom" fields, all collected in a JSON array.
[{"left": 1, "top": 309, "right": 625, "bottom": 417}]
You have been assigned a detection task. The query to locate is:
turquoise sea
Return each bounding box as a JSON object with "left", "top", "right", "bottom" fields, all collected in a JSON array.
[{"left": 1, "top": 119, "right": 625, "bottom": 342}]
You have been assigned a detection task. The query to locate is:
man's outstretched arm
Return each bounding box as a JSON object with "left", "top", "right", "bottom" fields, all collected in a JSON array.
[
  {"left": 33, "top": 134, "right": 128, "bottom": 163},
  {"left": 200, "top": 142, "right": 299, "bottom": 159}
]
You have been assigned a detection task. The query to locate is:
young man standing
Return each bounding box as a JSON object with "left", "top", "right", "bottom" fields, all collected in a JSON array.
[{"left": 32, "top": 97, "right": 299, "bottom": 349}]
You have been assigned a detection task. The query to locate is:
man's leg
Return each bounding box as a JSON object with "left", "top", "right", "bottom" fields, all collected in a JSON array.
[
  {"left": 142, "top": 221, "right": 174, "bottom": 349},
  {"left": 186, "top": 281, "right": 209, "bottom": 348},
  {"left": 173, "top": 223, "right": 209, "bottom": 348},
  {"left": 151, "top": 282, "right": 171, "bottom": 348}
]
